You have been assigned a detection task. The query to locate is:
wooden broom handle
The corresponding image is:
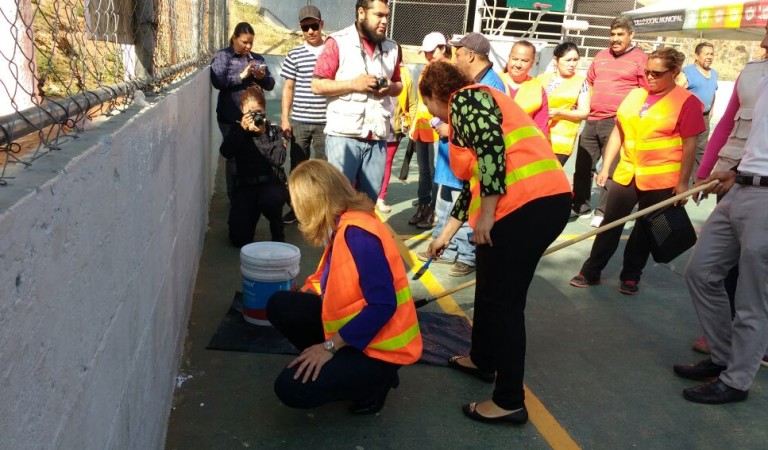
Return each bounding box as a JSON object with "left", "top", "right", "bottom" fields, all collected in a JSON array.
[{"left": 416, "top": 180, "right": 719, "bottom": 305}]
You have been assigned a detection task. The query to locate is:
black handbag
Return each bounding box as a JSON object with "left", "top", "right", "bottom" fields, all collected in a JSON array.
[
  {"left": 639, "top": 204, "right": 697, "bottom": 263},
  {"left": 398, "top": 137, "right": 416, "bottom": 181}
]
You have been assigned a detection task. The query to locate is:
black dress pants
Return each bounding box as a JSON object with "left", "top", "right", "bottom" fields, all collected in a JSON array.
[
  {"left": 228, "top": 183, "right": 287, "bottom": 247},
  {"left": 580, "top": 178, "right": 673, "bottom": 282},
  {"left": 470, "top": 193, "right": 570, "bottom": 410},
  {"left": 267, "top": 291, "right": 400, "bottom": 409},
  {"left": 571, "top": 118, "right": 618, "bottom": 216}
]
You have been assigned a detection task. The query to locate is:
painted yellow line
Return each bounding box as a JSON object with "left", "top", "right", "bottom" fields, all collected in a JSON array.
[{"left": 377, "top": 212, "right": 580, "bottom": 450}]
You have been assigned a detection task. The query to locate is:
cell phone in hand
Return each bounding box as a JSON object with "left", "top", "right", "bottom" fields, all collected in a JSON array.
[{"left": 693, "top": 191, "right": 704, "bottom": 205}]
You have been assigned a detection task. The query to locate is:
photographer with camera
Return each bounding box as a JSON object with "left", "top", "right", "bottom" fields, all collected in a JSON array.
[
  {"left": 220, "top": 86, "right": 288, "bottom": 246},
  {"left": 311, "top": 0, "right": 403, "bottom": 201},
  {"left": 211, "top": 22, "right": 276, "bottom": 201}
]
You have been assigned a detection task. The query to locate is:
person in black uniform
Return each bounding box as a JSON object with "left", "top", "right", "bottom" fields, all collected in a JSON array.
[{"left": 220, "top": 85, "right": 288, "bottom": 246}]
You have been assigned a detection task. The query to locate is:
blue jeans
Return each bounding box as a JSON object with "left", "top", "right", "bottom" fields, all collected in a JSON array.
[
  {"left": 326, "top": 135, "right": 386, "bottom": 201},
  {"left": 414, "top": 140, "right": 435, "bottom": 205},
  {"left": 289, "top": 121, "right": 327, "bottom": 171},
  {"left": 432, "top": 185, "right": 476, "bottom": 266}
]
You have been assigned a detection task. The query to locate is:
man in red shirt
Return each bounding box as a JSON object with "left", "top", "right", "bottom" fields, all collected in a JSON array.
[
  {"left": 311, "top": 0, "right": 403, "bottom": 201},
  {"left": 570, "top": 15, "right": 648, "bottom": 228}
]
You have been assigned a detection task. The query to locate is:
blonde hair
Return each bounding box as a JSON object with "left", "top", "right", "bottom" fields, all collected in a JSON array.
[{"left": 288, "top": 160, "right": 374, "bottom": 246}]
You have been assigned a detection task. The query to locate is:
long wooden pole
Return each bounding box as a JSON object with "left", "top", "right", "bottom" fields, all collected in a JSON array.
[{"left": 413, "top": 180, "right": 719, "bottom": 308}]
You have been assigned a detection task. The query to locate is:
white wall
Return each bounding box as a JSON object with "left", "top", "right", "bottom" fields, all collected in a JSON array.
[{"left": 0, "top": 68, "right": 215, "bottom": 450}]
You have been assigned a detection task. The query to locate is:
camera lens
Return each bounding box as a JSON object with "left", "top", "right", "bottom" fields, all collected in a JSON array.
[{"left": 248, "top": 111, "right": 265, "bottom": 126}]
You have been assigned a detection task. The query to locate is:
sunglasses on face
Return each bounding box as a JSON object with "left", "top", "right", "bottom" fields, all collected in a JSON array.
[
  {"left": 644, "top": 69, "right": 670, "bottom": 78},
  {"left": 301, "top": 23, "right": 320, "bottom": 32}
]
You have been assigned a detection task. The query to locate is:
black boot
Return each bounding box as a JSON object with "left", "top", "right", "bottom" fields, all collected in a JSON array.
[
  {"left": 348, "top": 373, "right": 400, "bottom": 415},
  {"left": 408, "top": 204, "right": 428, "bottom": 225}
]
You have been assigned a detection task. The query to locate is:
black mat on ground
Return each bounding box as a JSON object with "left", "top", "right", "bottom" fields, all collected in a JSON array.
[{"left": 206, "top": 292, "right": 472, "bottom": 366}]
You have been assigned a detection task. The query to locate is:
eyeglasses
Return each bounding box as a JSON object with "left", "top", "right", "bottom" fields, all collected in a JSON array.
[
  {"left": 644, "top": 69, "right": 671, "bottom": 78},
  {"left": 301, "top": 23, "right": 320, "bottom": 32}
]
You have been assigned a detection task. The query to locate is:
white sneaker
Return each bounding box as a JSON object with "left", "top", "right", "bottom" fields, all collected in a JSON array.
[
  {"left": 590, "top": 215, "right": 604, "bottom": 228},
  {"left": 376, "top": 199, "right": 391, "bottom": 213}
]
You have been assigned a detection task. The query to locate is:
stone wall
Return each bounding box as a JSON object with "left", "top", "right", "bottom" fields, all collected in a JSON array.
[{"left": 0, "top": 68, "right": 215, "bottom": 449}]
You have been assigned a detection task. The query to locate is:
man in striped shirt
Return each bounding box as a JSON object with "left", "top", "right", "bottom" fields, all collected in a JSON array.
[
  {"left": 570, "top": 15, "right": 648, "bottom": 228},
  {"left": 280, "top": 5, "right": 328, "bottom": 223}
]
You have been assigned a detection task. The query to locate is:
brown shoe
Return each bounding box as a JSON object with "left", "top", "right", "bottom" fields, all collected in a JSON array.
[
  {"left": 417, "top": 251, "right": 454, "bottom": 264},
  {"left": 415, "top": 208, "right": 435, "bottom": 229},
  {"left": 408, "top": 204, "right": 428, "bottom": 225},
  {"left": 450, "top": 262, "right": 476, "bottom": 277}
]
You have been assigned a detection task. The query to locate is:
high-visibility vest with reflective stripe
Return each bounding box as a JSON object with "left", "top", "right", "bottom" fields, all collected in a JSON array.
[
  {"left": 499, "top": 73, "right": 543, "bottom": 118},
  {"left": 304, "top": 210, "right": 422, "bottom": 365},
  {"left": 613, "top": 86, "right": 692, "bottom": 190},
  {"left": 538, "top": 72, "right": 586, "bottom": 156},
  {"left": 448, "top": 84, "right": 572, "bottom": 228},
  {"left": 410, "top": 73, "right": 438, "bottom": 142}
]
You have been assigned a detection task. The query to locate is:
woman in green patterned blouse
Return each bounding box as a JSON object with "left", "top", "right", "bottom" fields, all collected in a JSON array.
[{"left": 420, "top": 61, "right": 572, "bottom": 425}]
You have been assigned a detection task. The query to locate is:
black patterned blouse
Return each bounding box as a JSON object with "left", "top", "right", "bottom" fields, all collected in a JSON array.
[{"left": 449, "top": 88, "right": 508, "bottom": 222}]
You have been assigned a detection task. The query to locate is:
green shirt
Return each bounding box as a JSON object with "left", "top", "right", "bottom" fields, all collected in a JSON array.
[{"left": 449, "top": 88, "right": 508, "bottom": 222}]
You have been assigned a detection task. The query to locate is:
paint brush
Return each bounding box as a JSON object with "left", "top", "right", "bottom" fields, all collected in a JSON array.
[{"left": 412, "top": 256, "right": 434, "bottom": 280}]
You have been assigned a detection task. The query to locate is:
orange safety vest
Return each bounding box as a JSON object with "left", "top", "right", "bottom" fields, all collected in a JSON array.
[
  {"left": 499, "top": 73, "right": 543, "bottom": 118},
  {"left": 410, "top": 72, "right": 438, "bottom": 142},
  {"left": 301, "top": 210, "right": 422, "bottom": 365},
  {"left": 538, "top": 73, "right": 586, "bottom": 157},
  {"left": 448, "top": 84, "right": 572, "bottom": 228},
  {"left": 613, "top": 86, "right": 693, "bottom": 190}
]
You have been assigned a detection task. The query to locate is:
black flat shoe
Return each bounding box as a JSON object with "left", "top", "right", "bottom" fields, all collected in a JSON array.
[
  {"left": 349, "top": 374, "right": 400, "bottom": 415},
  {"left": 673, "top": 358, "right": 726, "bottom": 380},
  {"left": 462, "top": 402, "right": 528, "bottom": 425},
  {"left": 448, "top": 356, "right": 495, "bottom": 383},
  {"left": 683, "top": 379, "right": 748, "bottom": 405}
]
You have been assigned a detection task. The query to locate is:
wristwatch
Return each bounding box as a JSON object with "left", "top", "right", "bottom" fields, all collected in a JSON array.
[{"left": 323, "top": 339, "right": 336, "bottom": 354}]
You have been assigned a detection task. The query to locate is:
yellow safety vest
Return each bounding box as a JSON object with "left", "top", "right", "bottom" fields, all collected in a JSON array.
[
  {"left": 613, "top": 86, "right": 693, "bottom": 190},
  {"left": 538, "top": 73, "right": 586, "bottom": 156},
  {"left": 499, "top": 73, "right": 543, "bottom": 118}
]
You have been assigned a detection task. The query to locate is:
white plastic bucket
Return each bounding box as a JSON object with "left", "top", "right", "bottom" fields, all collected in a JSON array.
[{"left": 240, "top": 242, "right": 301, "bottom": 326}]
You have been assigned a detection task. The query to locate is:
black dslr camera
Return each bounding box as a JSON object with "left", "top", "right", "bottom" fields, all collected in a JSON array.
[
  {"left": 375, "top": 76, "right": 388, "bottom": 90},
  {"left": 247, "top": 110, "right": 266, "bottom": 127}
]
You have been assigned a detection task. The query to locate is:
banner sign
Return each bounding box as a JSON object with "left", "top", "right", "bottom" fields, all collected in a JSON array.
[{"left": 631, "top": 0, "right": 768, "bottom": 33}]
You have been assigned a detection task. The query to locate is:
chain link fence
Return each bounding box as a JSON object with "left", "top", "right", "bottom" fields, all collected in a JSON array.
[
  {"left": 0, "top": 0, "right": 228, "bottom": 185},
  {"left": 388, "top": 0, "right": 471, "bottom": 46}
]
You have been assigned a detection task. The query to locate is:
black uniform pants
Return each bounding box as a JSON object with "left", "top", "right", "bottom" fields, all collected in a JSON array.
[
  {"left": 470, "top": 193, "right": 570, "bottom": 410},
  {"left": 267, "top": 291, "right": 400, "bottom": 409},
  {"left": 228, "top": 183, "right": 287, "bottom": 246},
  {"left": 580, "top": 178, "right": 672, "bottom": 282}
]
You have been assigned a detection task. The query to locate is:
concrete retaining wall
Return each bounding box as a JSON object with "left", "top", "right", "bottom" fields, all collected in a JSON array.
[{"left": 0, "top": 68, "right": 215, "bottom": 449}]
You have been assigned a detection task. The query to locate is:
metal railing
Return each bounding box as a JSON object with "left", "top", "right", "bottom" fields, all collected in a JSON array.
[
  {"left": 475, "top": 2, "right": 670, "bottom": 59},
  {"left": 0, "top": 0, "right": 229, "bottom": 185}
]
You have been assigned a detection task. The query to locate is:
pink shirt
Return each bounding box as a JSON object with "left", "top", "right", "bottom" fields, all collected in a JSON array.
[
  {"left": 587, "top": 46, "right": 649, "bottom": 120},
  {"left": 313, "top": 37, "right": 402, "bottom": 82}
]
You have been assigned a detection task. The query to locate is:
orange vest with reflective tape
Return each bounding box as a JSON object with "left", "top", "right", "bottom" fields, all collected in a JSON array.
[
  {"left": 410, "top": 73, "right": 438, "bottom": 142},
  {"left": 613, "top": 86, "right": 692, "bottom": 190},
  {"left": 500, "top": 73, "right": 543, "bottom": 118},
  {"left": 538, "top": 73, "right": 585, "bottom": 156},
  {"left": 301, "top": 210, "right": 422, "bottom": 365},
  {"left": 448, "top": 84, "right": 571, "bottom": 228}
]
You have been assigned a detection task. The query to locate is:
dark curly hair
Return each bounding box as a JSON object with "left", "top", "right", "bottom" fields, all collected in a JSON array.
[{"left": 418, "top": 61, "right": 472, "bottom": 104}]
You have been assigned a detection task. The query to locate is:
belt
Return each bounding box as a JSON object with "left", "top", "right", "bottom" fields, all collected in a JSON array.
[
  {"left": 734, "top": 173, "right": 768, "bottom": 187},
  {"left": 237, "top": 175, "right": 272, "bottom": 186}
]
